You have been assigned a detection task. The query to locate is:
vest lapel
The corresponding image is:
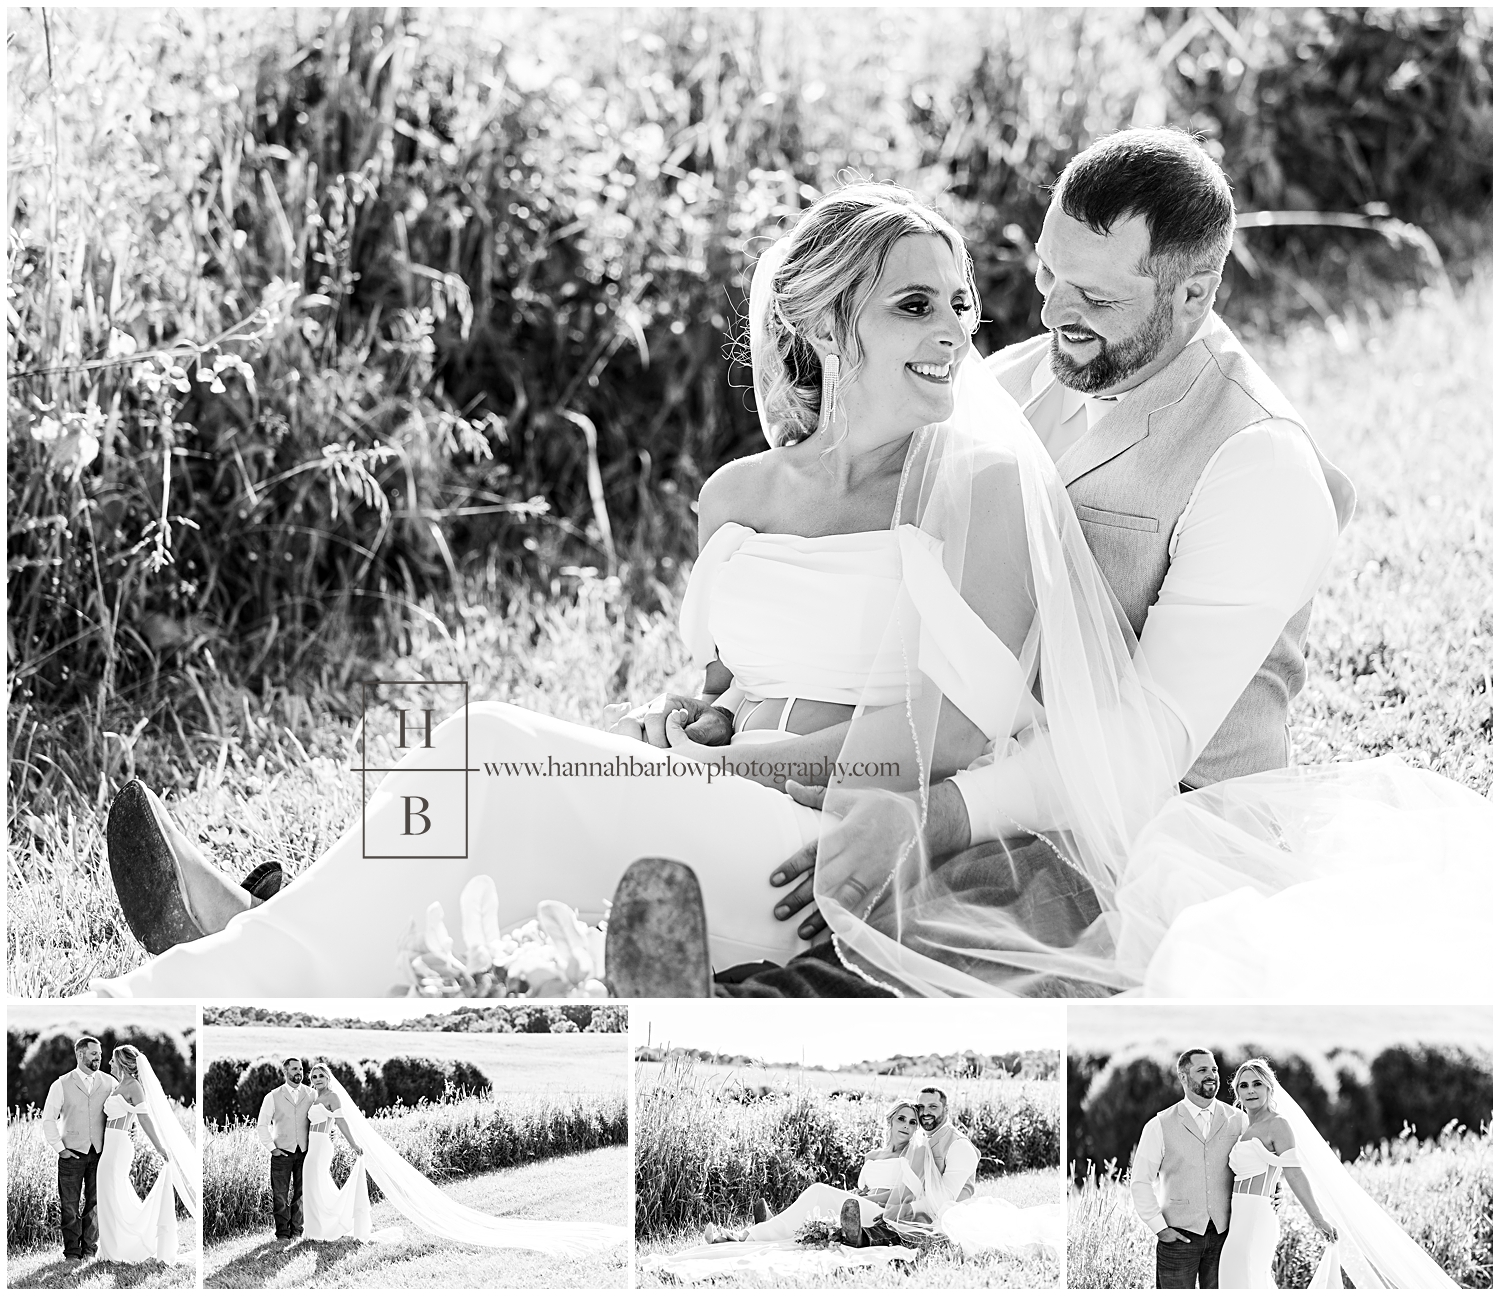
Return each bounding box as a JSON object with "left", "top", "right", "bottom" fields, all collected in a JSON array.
[
  {"left": 1054, "top": 329, "right": 1217, "bottom": 487},
  {"left": 1180, "top": 1103, "right": 1208, "bottom": 1143}
]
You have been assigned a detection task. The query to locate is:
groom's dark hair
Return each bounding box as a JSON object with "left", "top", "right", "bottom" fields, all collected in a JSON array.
[
  {"left": 1054, "top": 128, "right": 1235, "bottom": 291},
  {"left": 1177, "top": 1047, "right": 1214, "bottom": 1073},
  {"left": 74, "top": 1036, "right": 101, "bottom": 1053},
  {"left": 919, "top": 1086, "right": 948, "bottom": 1105}
]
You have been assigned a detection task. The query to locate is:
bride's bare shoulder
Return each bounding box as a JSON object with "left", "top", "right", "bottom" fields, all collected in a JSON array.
[{"left": 697, "top": 451, "right": 782, "bottom": 545}]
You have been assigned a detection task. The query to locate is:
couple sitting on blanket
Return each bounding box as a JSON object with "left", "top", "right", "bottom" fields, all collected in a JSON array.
[{"left": 706, "top": 1088, "right": 975, "bottom": 1248}]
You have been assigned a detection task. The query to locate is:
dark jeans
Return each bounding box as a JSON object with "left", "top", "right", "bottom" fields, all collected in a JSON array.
[
  {"left": 1156, "top": 1220, "right": 1226, "bottom": 1289},
  {"left": 714, "top": 835, "right": 1105, "bottom": 998},
  {"left": 58, "top": 1147, "right": 102, "bottom": 1258},
  {"left": 270, "top": 1148, "right": 306, "bottom": 1238}
]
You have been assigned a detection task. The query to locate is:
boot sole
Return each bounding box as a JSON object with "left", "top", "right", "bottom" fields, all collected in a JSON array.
[
  {"left": 605, "top": 857, "right": 712, "bottom": 997},
  {"left": 105, "top": 781, "right": 205, "bottom": 955}
]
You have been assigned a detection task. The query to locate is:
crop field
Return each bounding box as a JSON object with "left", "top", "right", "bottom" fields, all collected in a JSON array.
[{"left": 203, "top": 1027, "right": 625, "bottom": 1094}]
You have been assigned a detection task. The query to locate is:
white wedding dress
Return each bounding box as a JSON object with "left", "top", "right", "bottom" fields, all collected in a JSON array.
[
  {"left": 744, "top": 1156, "right": 920, "bottom": 1241},
  {"left": 96, "top": 1094, "right": 183, "bottom": 1264},
  {"left": 1219, "top": 1137, "right": 1293, "bottom": 1289},
  {"left": 95, "top": 521, "right": 1017, "bottom": 996},
  {"left": 302, "top": 1102, "right": 399, "bottom": 1244}
]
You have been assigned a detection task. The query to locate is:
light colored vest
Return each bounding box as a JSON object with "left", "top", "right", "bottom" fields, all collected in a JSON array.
[
  {"left": 913, "top": 1122, "right": 977, "bottom": 1203},
  {"left": 57, "top": 1070, "right": 113, "bottom": 1152},
  {"left": 270, "top": 1084, "right": 314, "bottom": 1151},
  {"left": 989, "top": 315, "right": 1354, "bottom": 787},
  {"left": 1157, "top": 1100, "right": 1238, "bottom": 1233}
]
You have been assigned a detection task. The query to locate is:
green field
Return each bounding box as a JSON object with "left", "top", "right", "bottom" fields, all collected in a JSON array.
[
  {"left": 1067, "top": 1005, "right": 1494, "bottom": 1054},
  {"left": 205, "top": 1145, "right": 629, "bottom": 1289},
  {"left": 203, "top": 1027, "right": 626, "bottom": 1094}
]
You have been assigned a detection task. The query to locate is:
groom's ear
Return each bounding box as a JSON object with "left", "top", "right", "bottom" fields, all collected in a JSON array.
[{"left": 1175, "top": 270, "right": 1221, "bottom": 328}]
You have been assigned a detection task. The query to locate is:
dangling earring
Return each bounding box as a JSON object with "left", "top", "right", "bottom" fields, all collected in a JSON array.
[{"left": 816, "top": 352, "right": 840, "bottom": 437}]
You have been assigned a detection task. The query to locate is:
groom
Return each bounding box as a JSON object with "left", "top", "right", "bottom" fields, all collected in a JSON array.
[
  {"left": 40, "top": 1037, "right": 118, "bottom": 1262},
  {"left": 842, "top": 1086, "right": 978, "bottom": 1247},
  {"left": 1129, "top": 1049, "right": 1245, "bottom": 1288},
  {"left": 255, "top": 1057, "right": 315, "bottom": 1244},
  {"left": 612, "top": 124, "right": 1357, "bottom": 996}
]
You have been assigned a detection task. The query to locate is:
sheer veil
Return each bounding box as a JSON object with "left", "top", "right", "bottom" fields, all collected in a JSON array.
[
  {"left": 1275, "top": 1088, "right": 1458, "bottom": 1290},
  {"left": 137, "top": 1052, "right": 200, "bottom": 1219},
  {"left": 743, "top": 258, "right": 1180, "bottom": 993},
  {"left": 324, "top": 1077, "right": 628, "bottom": 1255}
]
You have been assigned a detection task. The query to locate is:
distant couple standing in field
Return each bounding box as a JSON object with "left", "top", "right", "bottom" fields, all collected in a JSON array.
[
  {"left": 246, "top": 1055, "right": 625, "bottom": 1255},
  {"left": 1129, "top": 1049, "right": 1456, "bottom": 1289},
  {"left": 705, "top": 1088, "right": 977, "bottom": 1249},
  {"left": 98, "top": 126, "right": 1491, "bottom": 1002},
  {"left": 40, "top": 1035, "right": 198, "bottom": 1267}
]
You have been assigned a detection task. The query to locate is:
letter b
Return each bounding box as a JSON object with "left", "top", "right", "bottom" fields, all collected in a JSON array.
[{"left": 402, "top": 796, "right": 432, "bottom": 835}]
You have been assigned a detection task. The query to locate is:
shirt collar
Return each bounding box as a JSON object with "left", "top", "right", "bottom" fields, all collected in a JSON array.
[
  {"left": 1030, "top": 311, "right": 1218, "bottom": 425},
  {"left": 1182, "top": 1097, "right": 1214, "bottom": 1124},
  {"left": 74, "top": 1066, "right": 99, "bottom": 1090}
]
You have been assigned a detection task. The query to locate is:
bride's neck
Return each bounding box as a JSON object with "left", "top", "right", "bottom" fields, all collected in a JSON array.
[{"left": 800, "top": 429, "right": 912, "bottom": 492}]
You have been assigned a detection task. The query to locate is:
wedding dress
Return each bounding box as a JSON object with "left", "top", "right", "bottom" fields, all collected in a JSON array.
[
  {"left": 1216, "top": 1094, "right": 1458, "bottom": 1291},
  {"left": 96, "top": 1096, "right": 180, "bottom": 1263},
  {"left": 1218, "top": 1137, "right": 1291, "bottom": 1289},
  {"left": 96, "top": 1058, "right": 198, "bottom": 1264},
  {"left": 302, "top": 1101, "right": 399, "bottom": 1244},
  {"left": 745, "top": 1155, "right": 922, "bottom": 1241},
  {"left": 287, "top": 1078, "right": 627, "bottom": 1255}
]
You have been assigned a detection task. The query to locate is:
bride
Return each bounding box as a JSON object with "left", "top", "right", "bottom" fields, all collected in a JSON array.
[
  {"left": 291, "top": 1060, "right": 627, "bottom": 1254},
  {"left": 96, "top": 180, "right": 1491, "bottom": 1000},
  {"left": 97, "top": 1046, "right": 199, "bottom": 1265},
  {"left": 705, "top": 1099, "right": 925, "bottom": 1244},
  {"left": 1218, "top": 1059, "right": 1458, "bottom": 1290}
]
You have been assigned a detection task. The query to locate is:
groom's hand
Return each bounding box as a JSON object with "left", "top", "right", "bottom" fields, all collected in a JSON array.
[
  {"left": 607, "top": 695, "right": 732, "bottom": 748},
  {"left": 1156, "top": 1226, "right": 1190, "bottom": 1243},
  {"left": 770, "top": 785, "right": 916, "bottom": 941},
  {"left": 57, "top": 1149, "right": 80, "bottom": 1159}
]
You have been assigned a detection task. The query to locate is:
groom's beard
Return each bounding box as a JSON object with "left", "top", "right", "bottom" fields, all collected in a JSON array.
[{"left": 1050, "top": 288, "right": 1173, "bottom": 394}]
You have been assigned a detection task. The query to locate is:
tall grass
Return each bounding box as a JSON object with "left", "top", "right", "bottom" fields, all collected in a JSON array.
[
  {"left": 202, "top": 1089, "right": 627, "bottom": 1242},
  {"left": 7, "top": 1104, "right": 198, "bottom": 1251},
  {"left": 634, "top": 1057, "right": 1057, "bottom": 1240},
  {"left": 1067, "top": 1127, "right": 1493, "bottom": 1289}
]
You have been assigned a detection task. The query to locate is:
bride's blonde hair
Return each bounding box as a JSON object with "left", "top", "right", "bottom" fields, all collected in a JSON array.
[
  {"left": 747, "top": 181, "right": 978, "bottom": 448},
  {"left": 1231, "top": 1058, "right": 1279, "bottom": 1114},
  {"left": 111, "top": 1045, "right": 141, "bottom": 1080},
  {"left": 878, "top": 1099, "right": 918, "bottom": 1154}
]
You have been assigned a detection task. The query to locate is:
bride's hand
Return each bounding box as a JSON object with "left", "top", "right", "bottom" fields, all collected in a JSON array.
[
  {"left": 662, "top": 709, "right": 781, "bottom": 783},
  {"left": 1316, "top": 1219, "right": 1338, "bottom": 1243},
  {"left": 603, "top": 702, "right": 644, "bottom": 741}
]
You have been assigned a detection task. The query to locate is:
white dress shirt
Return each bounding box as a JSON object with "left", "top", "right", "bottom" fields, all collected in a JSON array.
[
  {"left": 950, "top": 332, "right": 1340, "bottom": 840},
  {"left": 910, "top": 1126, "right": 981, "bottom": 1221},
  {"left": 41, "top": 1066, "right": 103, "bottom": 1154},
  {"left": 1128, "top": 1098, "right": 1229, "bottom": 1235}
]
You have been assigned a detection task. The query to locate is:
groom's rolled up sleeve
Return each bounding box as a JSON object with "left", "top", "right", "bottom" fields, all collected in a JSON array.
[
  {"left": 931, "top": 1139, "right": 981, "bottom": 1220},
  {"left": 41, "top": 1080, "right": 66, "bottom": 1154},
  {"left": 1129, "top": 1117, "right": 1168, "bottom": 1234},
  {"left": 950, "top": 420, "right": 1339, "bottom": 843},
  {"left": 256, "top": 1093, "right": 277, "bottom": 1149}
]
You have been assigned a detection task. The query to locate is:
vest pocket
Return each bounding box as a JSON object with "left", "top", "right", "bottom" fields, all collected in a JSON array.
[{"left": 1076, "top": 504, "right": 1160, "bottom": 533}]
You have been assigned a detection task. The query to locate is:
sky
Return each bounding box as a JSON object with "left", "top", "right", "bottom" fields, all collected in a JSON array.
[
  {"left": 1067, "top": 1004, "right": 1493, "bottom": 1053},
  {"left": 631, "top": 1000, "right": 1062, "bottom": 1067}
]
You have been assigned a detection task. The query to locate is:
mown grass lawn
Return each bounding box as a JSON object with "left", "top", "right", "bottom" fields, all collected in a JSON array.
[
  {"left": 202, "top": 1144, "right": 629, "bottom": 1289},
  {"left": 6, "top": 276, "right": 1490, "bottom": 997},
  {"left": 637, "top": 1170, "right": 1059, "bottom": 1290}
]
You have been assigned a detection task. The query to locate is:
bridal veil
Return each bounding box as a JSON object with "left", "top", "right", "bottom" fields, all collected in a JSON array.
[
  {"left": 138, "top": 1052, "right": 201, "bottom": 1221},
  {"left": 324, "top": 1077, "right": 628, "bottom": 1255}
]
